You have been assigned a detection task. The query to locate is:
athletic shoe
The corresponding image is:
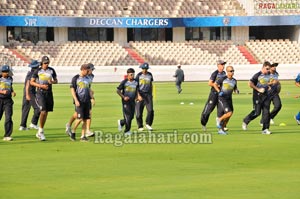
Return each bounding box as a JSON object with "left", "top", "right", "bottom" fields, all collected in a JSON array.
[
  {"left": 80, "top": 136, "right": 89, "bottom": 142},
  {"left": 218, "top": 129, "right": 227, "bottom": 135},
  {"left": 3, "top": 137, "right": 13, "bottom": 141},
  {"left": 36, "top": 132, "right": 46, "bottom": 141},
  {"left": 70, "top": 133, "right": 76, "bottom": 141},
  {"left": 178, "top": 89, "right": 182, "bottom": 94},
  {"left": 117, "top": 120, "right": 123, "bottom": 132},
  {"left": 19, "top": 126, "right": 29, "bottom": 131},
  {"left": 124, "top": 131, "right": 132, "bottom": 136},
  {"left": 242, "top": 122, "right": 247, "bottom": 131},
  {"left": 202, "top": 125, "right": 207, "bottom": 132},
  {"left": 65, "top": 123, "right": 72, "bottom": 136},
  {"left": 270, "top": 119, "right": 275, "bottom": 125},
  {"left": 262, "top": 129, "right": 272, "bottom": 135},
  {"left": 138, "top": 127, "right": 144, "bottom": 131},
  {"left": 216, "top": 118, "right": 222, "bottom": 129},
  {"left": 223, "top": 127, "right": 229, "bottom": 131},
  {"left": 29, "top": 123, "right": 39, "bottom": 130},
  {"left": 294, "top": 116, "right": 300, "bottom": 125},
  {"left": 145, "top": 124, "right": 153, "bottom": 131},
  {"left": 86, "top": 131, "right": 95, "bottom": 137}
]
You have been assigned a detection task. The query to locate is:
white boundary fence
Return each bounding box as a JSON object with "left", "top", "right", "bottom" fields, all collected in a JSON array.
[{"left": 12, "top": 64, "right": 299, "bottom": 83}]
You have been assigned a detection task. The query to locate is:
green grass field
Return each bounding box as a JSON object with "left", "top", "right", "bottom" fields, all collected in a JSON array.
[{"left": 1, "top": 81, "right": 300, "bottom": 199}]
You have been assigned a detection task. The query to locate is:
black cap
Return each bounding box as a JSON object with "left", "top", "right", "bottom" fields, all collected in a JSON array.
[
  {"left": 28, "top": 60, "right": 40, "bottom": 68},
  {"left": 139, "top": 62, "right": 149, "bottom": 69},
  {"left": 1, "top": 65, "right": 10, "bottom": 72},
  {"left": 87, "top": 63, "right": 95, "bottom": 70},
  {"left": 41, "top": 56, "right": 50, "bottom": 64},
  {"left": 217, "top": 60, "right": 226, "bottom": 65}
]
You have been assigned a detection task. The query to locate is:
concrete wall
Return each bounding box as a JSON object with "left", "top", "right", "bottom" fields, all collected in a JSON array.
[
  {"left": 0, "top": 26, "right": 7, "bottom": 45},
  {"left": 12, "top": 64, "right": 299, "bottom": 84}
]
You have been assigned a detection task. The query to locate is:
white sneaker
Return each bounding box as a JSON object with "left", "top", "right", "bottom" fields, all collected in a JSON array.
[
  {"left": 65, "top": 123, "right": 72, "bottom": 136},
  {"left": 242, "top": 122, "right": 247, "bottom": 131},
  {"left": 216, "top": 118, "right": 221, "bottom": 129},
  {"left": 270, "top": 119, "right": 275, "bottom": 125},
  {"left": 202, "top": 125, "right": 207, "bottom": 132},
  {"left": 218, "top": 129, "right": 227, "bottom": 135},
  {"left": 19, "top": 126, "right": 29, "bottom": 131},
  {"left": 117, "top": 120, "right": 123, "bottom": 132},
  {"left": 86, "top": 131, "right": 95, "bottom": 137},
  {"left": 36, "top": 132, "right": 46, "bottom": 141},
  {"left": 3, "top": 137, "right": 13, "bottom": 141},
  {"left": 262, "top": 129, "right": 272, "bottom": 135},
  {"left": 29, "top": 123, "right": 39, "bottom": 130},
  {"left": 145, "top": 124, "right": 153, "bottom": 131},
  {"left": 138, "top": 127, "right": 144, "bottom": 131},
  {"left": 124, "top": 131, "right": 132, "bottom": 136}
]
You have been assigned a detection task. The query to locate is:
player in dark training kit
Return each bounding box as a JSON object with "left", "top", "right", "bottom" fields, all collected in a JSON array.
[
  {"left": 0, "top": 65, "right": 16, "bottom": 141},
  {"left": 135, "top": 62, "right": 154, "bottom": 131},
  {"left": 266, "top": 63, "right": 282, "bottom": 125},
  {"left": 213, "top": 66, "right": 239, "bottom": 135},
  {"left": 200, "top": 60, "right": 226, "bottom": 131},
  {"left": 19, "top": 60, "right": 40, "bottom": 131},
  {"left": 242, "top": 61, "right": 272, "bottom": 134},
  {"left": 30, "top": 56, "right": 58, "bottom": 141},
  {"left": 69, "top": 64, "right": 94, "bottom": 142},
  {"left": 117, "top": 68, "right": 139, "bottom": 135}
]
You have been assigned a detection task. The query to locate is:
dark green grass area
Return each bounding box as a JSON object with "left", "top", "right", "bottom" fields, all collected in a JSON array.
[{"left": 0, "top": 81, "right": 300, "bottom": 199}]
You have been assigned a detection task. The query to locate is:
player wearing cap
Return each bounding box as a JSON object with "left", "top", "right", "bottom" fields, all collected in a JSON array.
[
  {"left": 173, "top": 64, "right": 184, "bottom": 93},
  {"left": 30, "top": 56, "right": 58, "bottom": 141},
  {"left": 0, "top": 65, "right": 16, "bottom": 141},
  {"left": 69, "top": 64, "right": 94, "bottom": 142},
  {"left": 260, "top": 63, "right": 282, "bottom": 125},
  {"left": 19, "top": 60, "right": 40, "bottom": 131},
  {"left": 117, "top": 68, "right": 139, "bottom": 135},
  {"left": 200, "top": 60, "right": 227, "bottom": 131},
  {"left": 135, "top": 62, "right": 154, "bottom": 131},
  {"left": 213, "top": 66, "right": 239, "bottom": 135},
  {"left": 65, "top": 63, "right": 95, "bottom": 137},
  {"left": 242, "top": 61, "right": 272, "bottom": 134}
]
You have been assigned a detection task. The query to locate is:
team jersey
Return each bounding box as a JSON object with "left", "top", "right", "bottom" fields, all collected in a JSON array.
[
  {"left": 24, "top": 70, "right": 36, "bottom": 95},
  {"left": 269, "top": 71, "right": 280, "bottom": 95},
  {"left": 32, "top": 66, "right": 57, "bottom": 92},
  {"left": 250, "top": 71, "right": 270, "bottom": 95},
  {"left": 71, "top": 75, "right": 92, "bottom": 103},
  {"left": 210, "top": 70, "right": 226, "bottom": 91},
  {"left": 117, "top": 79, "right": 139, "bottom": 101},
  {"left": 87, "top": 73, "right": 94, "bottom": 82},
  {"left": 216, "top": 76, "right": 237, "bottom": 99},
  {"left": 0, "top": 76, "right": 14, "bottom": 99},
  {"left": 135, "top": 72, "right": 153, "bottom": 94}
]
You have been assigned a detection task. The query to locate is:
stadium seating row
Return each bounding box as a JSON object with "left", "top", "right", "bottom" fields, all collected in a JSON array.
[
  {"left": 0, "top": 0, "right": 247, "bottom": 17},
  {"left": 2, "top": 39, "right": 300, "bottom": 67}
]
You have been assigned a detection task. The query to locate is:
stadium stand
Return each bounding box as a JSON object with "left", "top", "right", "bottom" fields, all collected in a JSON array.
[
  {"left": 4, "top": 39, "right": 300, "bottom": 66},
  {"left": 254, "top": 0, "right": 300, "bottom": 16},
  {"left": 0, "top": 0, "right": 247, "bottom": 17},
  {"left": 13, "top": 41, "right": 139, "bottom": 66},
  {"left": 130, "top": 40, "right": 249, "bottom": 65},
  {"left": 246, "top": 39, "right": 300, "bottom": 64}
]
